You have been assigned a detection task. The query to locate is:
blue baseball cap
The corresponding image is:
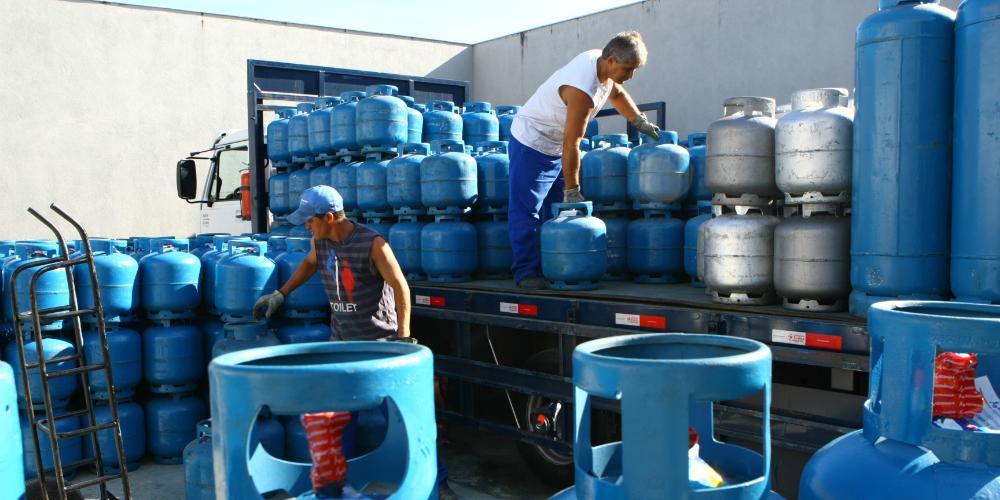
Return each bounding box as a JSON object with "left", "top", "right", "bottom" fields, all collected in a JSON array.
[{"left": 286, "top": 185, "right": 344, "bottom": 225}]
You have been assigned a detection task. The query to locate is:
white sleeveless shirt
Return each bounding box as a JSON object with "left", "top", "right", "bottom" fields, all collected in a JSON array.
[{"left": 511, "top": 50, "right": 613, "bottom": 157}]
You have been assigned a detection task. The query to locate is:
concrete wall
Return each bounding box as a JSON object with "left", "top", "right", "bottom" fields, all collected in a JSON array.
[
  {"left": 472, "top": 0, "right": 960, "bottom": 137},
  {"left": 0, "top": 0, "right": 471, "bottom": 239}
]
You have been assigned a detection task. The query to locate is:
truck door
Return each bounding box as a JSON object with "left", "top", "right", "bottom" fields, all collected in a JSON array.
[{"left": 200, "top": 147, "right": 254, "bottom": 234}]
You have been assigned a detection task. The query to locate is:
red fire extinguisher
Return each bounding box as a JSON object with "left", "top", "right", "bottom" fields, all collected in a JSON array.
[{"left": 240, "top": 170, "right": 252, "bottom": 221}]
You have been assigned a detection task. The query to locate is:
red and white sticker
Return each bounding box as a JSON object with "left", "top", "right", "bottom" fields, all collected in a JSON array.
[
  {"left": 500, "top": 302, "right": 538, "bottom": 316},
  {"left": 771, "top": 329, "right": 843, "bottom": 351},
  {"left": 415, "top": 295, "right": 446, "bottom": 307},
  {"left": 615, "top": 313, "right": 667, "bottom": 330}
]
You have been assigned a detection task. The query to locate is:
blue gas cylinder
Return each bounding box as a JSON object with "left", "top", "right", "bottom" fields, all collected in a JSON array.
[
  {"left": 85, "top": 400, "right": 145, "bottom": 472},
  {"left": 422, "top": 216, "right": 477, "bottom": 283},
  {"left": 212, "top": 320, "right": 280, "bottom": 358},
  {"left": 496, "top": 105, "right": 520, "bottom": 142},
  {"left": 552, "top": 334, "right": 779, "bottom": 499},
  {"left": 628, "top": 131, "right": 691, "bottom": 211},
  {"left": 276, "top": 238, "right": 326, "bottom": 319},
  {"left": 475, "top": 141, "right": 510, "bottom": 214},
  {"left": 22, "top": 411, "right": 81, "bottom": 479},
  {"left": 267, "top": 108, "right": 296, "bottom": 164},
  {"left": 685, "top": 202, "right": 713, "bottom": 286},
  {"left": 5, "top": 336, "right": 77, "bottom": 408},
  {"left": 8, "top": 242, "right": 69, "bottom": 331},
  {"left": 390, "top": 217, "right": 428, "bottom": 281},
  {"left": 201, "top": 319, "right": 225, "bottom": 362},
  {"left": 398, "top": 95, "right": 425, "bottom": 144},
  {"left": 423, "top": 100, "right": 463, "bottom": 143},
  {"left": 289, "top": 225, "right": 311, "bottom": 239},
  {"left": 602, "top": 214, "right": 630, "bottom": 281},
  {"left": 0, "top": 361, "right": 23, "bottom": 498},
  {"left": 357, "top": 152, "right": 393, "bottom": 217},
  {"left": 421, "top": 139, "right": 478, "bottom": 215},
  {"left": 209, "top": 342, "right": 437, "bottom": 498},
  {"left": 82, "top": 325, "right": 141, "bottom": 400},
  {"left": 74, "top": 238, "right": 138, "bottom": 323},
  {"left": 541, "top": 202, "right": 608, "bottom": 290},
  {"left": 189, "top": 233, "right": 226, "bottom": 259},
  {"left": 586, "top": 117, "right": 599, "bottom": 139},
  {"left": 684, "top": 133, "right": 711, "bottom": 206},
  {"left": 215, "top": 240, "right": 276, "bottom": 322},
  {"left": 365, "top": 218, "right": 394, "bottom": 239},
  {"left": 201, "top": 235, "right": 240, "bottom": 314},
  {"left": 270, "top": 224, "right": 293, "bottom": 238},
  {"left": 800, "top": 301, "right": 1000, "bottom": 499},
  {"left": 288, "top": 163, "right": 313, "bottom": 210},
  {"left": 462, "top": 101, "right": 500, "bottom": 147},
  {"left": 387, "top": 143, "right": 430, "bottom": 216},
  {"left": 952, "top": 0, "right": 1000, "bottom": 304},
  {"left": 308, "top": 160, "right": 334, "bottom": 192},
  {"left": 146, "top": 393, "right": 207, "bottom": 464},
  {"left": 141, "top": 239, "right": 201, "bottom": 319},
  {"left": 277, "top": 321, "right": 330, "bottom": 344},
  {"left": 288, "top": 103, "right": 315, "bottom": 161},
  {"left": 269, "top": 169, "right": 291, "bottom": 216},
  {"left": 850, "top": 0, "right": 956, "bottom": 316},
  {"left": 183, "top": 419, "right": 214, "bottom": 500},
  {"left": 0, "top": 241, "right": 16, "bottom": 327},
  {"left": 283, "top": 414, "right": 311, "bottom": 462},
  {"left": 582, "top": 134, "right": 631, "bottom": 212},
  {"left": 628, "top": 210, "right": 686, "bottom": 284},
  {"left": 265, "top": 235, "right": 287, "bottom": 261},
  {"left": 357, "top": 85, "right": 408, "bottom": 149},
  {"left": 252, "top": 413, "right": 286, "bottom": 458},
  {"left": 129, "top": 236, "right": 168, "bottom": 261},
  {"left": 308, "top": 96, "right": 342, "bottom": 158},
  {"left": 143, "top": 321, "right": 203, "bottom": 393},
  {"left": 332, "top": 158, "right": 362, "bottom": 214},
  {"left": 331, "top": 91, "right": 367, "bottom": 152},
  {"left": 476, "top": 216, "right": 513, "bottom": 279}
]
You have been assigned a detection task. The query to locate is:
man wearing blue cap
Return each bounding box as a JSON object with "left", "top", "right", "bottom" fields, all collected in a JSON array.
[{"left": 253, "top": 185, "right": 410, "bottom": 340}]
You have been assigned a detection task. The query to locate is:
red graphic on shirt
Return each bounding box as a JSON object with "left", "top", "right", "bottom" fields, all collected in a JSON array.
[{"left": 339, "top": 257, "right": 356, "bottom": 303}]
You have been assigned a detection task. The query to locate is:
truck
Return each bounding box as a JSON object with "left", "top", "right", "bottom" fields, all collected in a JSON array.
[{"left": 176, "top": 59, "right": 868, "bottom": 497}]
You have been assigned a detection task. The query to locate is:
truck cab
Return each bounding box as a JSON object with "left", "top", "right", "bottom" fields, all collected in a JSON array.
[{"left": 175, "top": 129, "right": 258, "bottom": 234}]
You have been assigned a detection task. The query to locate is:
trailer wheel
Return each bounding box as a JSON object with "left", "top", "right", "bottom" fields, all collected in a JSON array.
[{"left": 516, "top": 349, "right": 574, "bottom": 488}]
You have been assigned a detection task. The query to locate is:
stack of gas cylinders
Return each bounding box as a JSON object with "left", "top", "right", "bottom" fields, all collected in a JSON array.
[
  {"left": 3, "top": 240, "right": 84, "bottom": 480},
  {"left": 701, "top": 96, "right": 783, "bottom": 306},
  {"left": 774, "top": 88, "right": 853, "bottom": 312}
]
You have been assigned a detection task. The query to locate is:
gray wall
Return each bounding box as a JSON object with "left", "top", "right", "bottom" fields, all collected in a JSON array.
[
  {"left": 472, "top": 0, "right": 960, "bottom": 138},
  {"left": 0, "top": 0, "right": 470, "bottom": 239}
]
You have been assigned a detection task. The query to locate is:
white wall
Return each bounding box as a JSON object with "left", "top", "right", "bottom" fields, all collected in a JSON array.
[
  {"left": 0, "top": 0, "right": 471, "bottom": 239},
  {"left": 471, "top": 0, "right": 960, "bottom": 138}
]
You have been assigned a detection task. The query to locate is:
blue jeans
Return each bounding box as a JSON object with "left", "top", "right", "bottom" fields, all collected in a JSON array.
[{"left": 507, "top": 135, "right": 564, "bottom": 283}]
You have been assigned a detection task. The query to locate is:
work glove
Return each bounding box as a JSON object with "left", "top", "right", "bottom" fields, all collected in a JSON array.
[
  {"left": 631, "top": 113, "right": 661, "bottom": 141},
  {"left": 253, "top": 290, "right": 284, "bottom": 319},
  {"left": 563, "top": 187, "right": 585, "bottom": 203},
  {"left": 378, "top": 335, "right": 419, "bottom": 344}
]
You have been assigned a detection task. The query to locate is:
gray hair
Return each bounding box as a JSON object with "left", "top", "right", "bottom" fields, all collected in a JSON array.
[{"left": 601, "top": 31, "right": 647, "bottom": 66}]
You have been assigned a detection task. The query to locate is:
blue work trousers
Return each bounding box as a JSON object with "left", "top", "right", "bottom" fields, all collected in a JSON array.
[{"left": 507, "top": 135, "right": 564, "bottom": 283}]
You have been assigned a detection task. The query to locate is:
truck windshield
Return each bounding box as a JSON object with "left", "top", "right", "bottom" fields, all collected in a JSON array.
[{"left": 216, "top": 148, "right": 249, "bottom": 201}]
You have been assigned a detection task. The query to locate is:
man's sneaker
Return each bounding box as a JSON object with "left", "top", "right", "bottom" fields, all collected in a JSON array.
[{"left": 517, "top": 275, "right": 548, "bottom": 290}]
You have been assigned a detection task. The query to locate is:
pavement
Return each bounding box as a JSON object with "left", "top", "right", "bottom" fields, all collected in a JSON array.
[{"left": 77, "top": 425, "right": 555, "bottom": 499}]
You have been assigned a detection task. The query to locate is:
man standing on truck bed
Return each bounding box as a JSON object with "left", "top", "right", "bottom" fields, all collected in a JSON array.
[
  {"left": 508, "top": 31, "right": 661, "bottom": 290},
  {"left": 253, "top": 184, "right": 410, "bottom": 340}
]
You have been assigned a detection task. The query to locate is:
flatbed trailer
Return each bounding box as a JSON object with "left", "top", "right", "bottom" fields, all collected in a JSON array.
[{"left": 410, "top": 279, "right": 869, "bottom": 495}]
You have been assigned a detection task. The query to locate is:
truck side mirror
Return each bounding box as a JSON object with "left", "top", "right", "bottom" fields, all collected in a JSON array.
[{"left": 177, "top": 159, "right": 197, "bottom": 200}]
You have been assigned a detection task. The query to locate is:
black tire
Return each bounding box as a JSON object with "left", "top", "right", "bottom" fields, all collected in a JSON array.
[{"left": 515, "top": 349, "right": 575, "bottom": 488}]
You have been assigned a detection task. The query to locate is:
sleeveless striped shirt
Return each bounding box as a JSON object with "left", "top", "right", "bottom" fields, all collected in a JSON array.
[{"left": 314, "top": 223, "right": 397, "bottom": 340}]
